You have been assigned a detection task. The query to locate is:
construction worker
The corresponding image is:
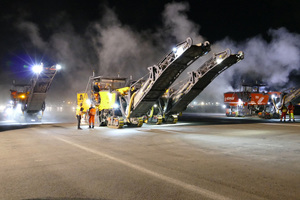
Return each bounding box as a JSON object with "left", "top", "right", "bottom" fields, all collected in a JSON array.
[
  {"left": 288, "top": 102, "right": 295, "bottom": 122},
  {"left": 93, "top": 82, "right": 100, "bottom": 103},
  {"left": 88, "top": 104, "right": 96, "bottom": 129},
  {"left": 76, "top": 103, "right": 84, "bottom": 129},
  {"left": 280, "top": 104, "right": 287, "bottom": 122}
]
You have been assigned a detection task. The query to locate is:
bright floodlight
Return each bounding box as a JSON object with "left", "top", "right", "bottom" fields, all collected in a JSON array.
[
  {"left": 86, "top": 99, "right": 91, "bottom": 105},
  {"left": 175, "top": 46, "right": 184, "bottom": 57},
  {"left": 32, "top": 63, "right": 43, "bottom": 74},
  {"left": 238, "top": 99, "right": 243, "bottom": 106},
  {"left": 56, "top": 64, "right": 62, "bottom": 70},
  {"left": 216, "top": 58, "right": 223, "bottom": 64}
]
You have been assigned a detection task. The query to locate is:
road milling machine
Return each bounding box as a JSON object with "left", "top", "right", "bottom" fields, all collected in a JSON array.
[
  {"left": 224, "top": 85, "right": 300, "bottom": 118},
  {"left": 78, "top": 37, "right": 211, "bottom": 128},
  {"left": 10, "top": 64, "right": 60, "bottom": 121},
  {"left": 145, "top": 49, "right": 244, "bottom": 124}
]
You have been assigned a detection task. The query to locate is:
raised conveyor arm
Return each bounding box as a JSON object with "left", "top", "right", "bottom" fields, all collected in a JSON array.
[
  {"left": 26, "top": 66, "right": 58, "bottom": 113},
  {"left": 283, "top": 88, "right": 300, "bottom": 104},
  {"left": 164, "top": 49, "right": 244, "bottom": 115},
  {"left": 128, "top": 38, "right": 211, "bottom": 118},
  {"left": 273, "top": 88, "right": 300, "bottom": 111}
]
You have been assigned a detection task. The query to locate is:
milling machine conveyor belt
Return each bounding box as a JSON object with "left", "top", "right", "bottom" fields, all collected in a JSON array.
[
  {"left": 26, "top": 67, "right": 58, "bottom": 113},
  {"left": 165, "top": 49, "right": 244, "bottom": 115},
  {"left": 129, "top": 38, "right": 211, "bottom": 117},
  {"left": 283, "top": 88, "right": 300, "bottom": 104},
  {"left": 274, "top": 88, "right": 300, "bottom": 110}
]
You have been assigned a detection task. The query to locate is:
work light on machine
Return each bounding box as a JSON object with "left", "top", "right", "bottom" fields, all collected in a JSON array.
[
  {"left": 32, "top": 63, "right": 43, "bottom": 74},
  {"left": 238, "top": 99, "right": 243, "bottom": 106},
  {"left": 216, "top": 55, "right": 224, "bottom": 64},
  {"left": 173, "top": 46, "right": 184, "bottom": 57},
  {"left": 55, "top": 64, "right": 62, "bottom": 70}
]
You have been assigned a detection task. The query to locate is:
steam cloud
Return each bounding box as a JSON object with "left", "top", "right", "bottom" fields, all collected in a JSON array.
[{"left": 8, "top": 2, "right": 300, "bottom": 105}]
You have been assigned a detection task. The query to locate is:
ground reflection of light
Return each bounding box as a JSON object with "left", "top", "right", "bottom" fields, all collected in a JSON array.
[
  {"left": 46, "top": 106, "right": 53, "bottom": 111},
  {"left": 101, "top": 128, "right": 139, "bottom": 137},
  {"left": 16, "top": 104, "right": 22, "bottom": 110},
  {"left": 6, "top": 107, "right": 13, "bottom": 115},
  {"left": 0, "top": 105, "right": 5, "bottom": 112}
]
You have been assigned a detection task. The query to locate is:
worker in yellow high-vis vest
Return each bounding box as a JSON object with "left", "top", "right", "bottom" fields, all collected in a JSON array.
[{"left": 76, "top": 103, "right": 84, "bottom": 129}]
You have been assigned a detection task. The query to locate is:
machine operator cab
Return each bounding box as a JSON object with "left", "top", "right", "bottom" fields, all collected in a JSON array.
[{"left": 90, "top": 77, "right": 128, "bottom": 108}]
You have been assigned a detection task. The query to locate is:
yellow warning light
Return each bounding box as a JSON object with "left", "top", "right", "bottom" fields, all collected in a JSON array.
[{"left": 20, "top": 94, "right": 26, "bottom": 99}]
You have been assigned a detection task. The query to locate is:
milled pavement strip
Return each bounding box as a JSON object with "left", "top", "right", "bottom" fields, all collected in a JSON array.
[{"left": 54, "top": 136, "right": 233, "bottom": 200}]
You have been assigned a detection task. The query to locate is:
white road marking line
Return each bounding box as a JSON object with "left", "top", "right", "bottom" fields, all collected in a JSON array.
[{"left": 55, "top": 136, "right": 232, "bottom": 200}]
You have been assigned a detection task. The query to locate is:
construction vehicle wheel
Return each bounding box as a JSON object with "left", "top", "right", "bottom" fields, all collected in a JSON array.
[
  {"left": 137, "top": 117, "right": 143, "bottom": 127},
  {"left": 108, "top": 117, "right": 124, "bottom": 129},
  {"left": 156, "top": 115, "right": 163, "bottom": 125},
  {"left": 172, "top": 115, "right": 178, "bottom": 124},
  {"left": 116, "top": 117, "right": 124, "bottom": 128}
]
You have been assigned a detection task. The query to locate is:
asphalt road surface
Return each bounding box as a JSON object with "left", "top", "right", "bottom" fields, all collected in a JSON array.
[{"left": 0, "top": 113, "right": 299, "bottom": 200}]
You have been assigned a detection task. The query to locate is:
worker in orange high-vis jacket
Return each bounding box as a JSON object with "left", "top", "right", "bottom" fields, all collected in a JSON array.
[
  {"left": 288, "top": 102, "right": 295, "bottom": 122},
  {"left": 88, "top": 104, "right": 97, "bottom": 129}
]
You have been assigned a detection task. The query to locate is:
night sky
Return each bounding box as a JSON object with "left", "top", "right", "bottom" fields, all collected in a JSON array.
[{"left": 0, "top": 0, "right": 300, "bottom": 103}]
